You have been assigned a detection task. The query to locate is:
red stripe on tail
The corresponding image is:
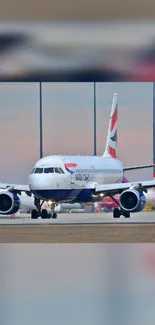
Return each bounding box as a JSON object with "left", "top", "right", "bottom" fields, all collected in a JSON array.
[
  {"left": 108, "top": 146, "right": 116, "bottom": 158},
  {"left": 110, "top": 103, "right": 118, "bottom": 131}
]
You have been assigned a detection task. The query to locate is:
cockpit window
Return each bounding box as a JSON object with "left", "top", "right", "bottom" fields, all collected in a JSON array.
[
  {"left": 59, "top": 168, "right": 65, "bottom": 174},
  {"left": 35, "top": 168, "right": 43, "bottom": 174},
  {"left": 32, "top": 167, "right": 65, "bottom": 174},
  {"left": 44, "top": 167, "right": 54, "bottom": 173},
  {"left": 55, "top": 168, "right": 61, "bottom": 174}
]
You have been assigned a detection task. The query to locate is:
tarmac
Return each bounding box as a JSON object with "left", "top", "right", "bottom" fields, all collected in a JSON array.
[{"left": 0, "top": 211, "right": 155, "bottom": 243}]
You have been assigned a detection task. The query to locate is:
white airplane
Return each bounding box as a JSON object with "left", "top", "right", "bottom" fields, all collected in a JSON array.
[{"left": 0, "top": 92, "right": 155, "bottom": 219}]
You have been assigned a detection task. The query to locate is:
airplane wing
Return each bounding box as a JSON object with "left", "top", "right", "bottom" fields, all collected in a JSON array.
[
  {"left": 95, "top": 179, "right": 155, "bottom": 195},
  {"left": 0, "top": 182, "right": 31, "bottom": 196},
  {"left": 123, "top": 164, "right": 155, "bottom": 171}
]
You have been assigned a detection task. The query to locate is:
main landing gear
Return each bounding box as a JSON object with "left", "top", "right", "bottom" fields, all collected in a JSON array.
[
  {"left": 109, "top": 195, "right": 130, "bottom": 219},
  {"left": 113, "top": 208, "right": 130, "bottom": 218},
  {"left": 31, "top": 197, "right": 57, "bottom": 219}
]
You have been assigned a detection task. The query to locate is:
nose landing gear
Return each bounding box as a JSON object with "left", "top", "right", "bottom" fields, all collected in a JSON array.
[{"left": 31, "top": 197, "right": 57, "bottom": 219}]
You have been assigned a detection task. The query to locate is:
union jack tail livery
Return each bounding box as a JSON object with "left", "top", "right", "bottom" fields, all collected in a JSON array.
[{"left": 103, "top": 93, "right": 118, "bottom": 158}]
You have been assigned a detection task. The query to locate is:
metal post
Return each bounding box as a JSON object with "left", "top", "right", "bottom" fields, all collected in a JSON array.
[
  {"left": 94, "top": 82, "right": 97, "bottom": 155},
  {"left": 153, "top": 83, "right": 155, "bottom": 177},
  {"left": 39, "top": 82, "right": 43, "bottom": 158}
]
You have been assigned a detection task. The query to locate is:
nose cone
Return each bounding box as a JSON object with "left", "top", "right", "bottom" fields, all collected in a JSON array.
[
  {"left": 28, "top": 173, "right": 66, "bottom": 201},
  {"left": 28, "top": 173, "right": 59, "bottom": 191}
]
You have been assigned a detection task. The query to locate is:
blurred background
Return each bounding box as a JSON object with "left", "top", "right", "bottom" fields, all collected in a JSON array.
[
  {"left": 1, "top": 0, "right": 155, "bottom": 20},
  {"left": 0, "top": 21, "right": 155, "bottom": 81},
  {"left": 1, "top": 244, "right": 155, "bottom": 325}
]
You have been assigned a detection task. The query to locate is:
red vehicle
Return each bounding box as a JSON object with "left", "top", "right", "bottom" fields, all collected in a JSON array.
[{"left": 101, "top": 194, "right": 120, "bottom": 210}]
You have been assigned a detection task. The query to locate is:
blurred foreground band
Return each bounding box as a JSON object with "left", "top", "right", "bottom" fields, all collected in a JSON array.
[
  {"left": 1, "top": 244, "right": 155, "bottom": 325},
  {"left": 1, "top": 21, "right": 155, "bottom": 81}
]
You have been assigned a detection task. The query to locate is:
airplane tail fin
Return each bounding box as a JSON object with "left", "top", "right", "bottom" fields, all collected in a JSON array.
[{"left": 103, "top": 93, "right": 118, "bottom": 158}]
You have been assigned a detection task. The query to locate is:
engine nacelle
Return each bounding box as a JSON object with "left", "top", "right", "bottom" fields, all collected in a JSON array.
[
  {"left": 0, "top": 192, "right": 21, "bottom": 215},
  {"left": 119, "top": 189, "right": 146, "bottom": 213}
]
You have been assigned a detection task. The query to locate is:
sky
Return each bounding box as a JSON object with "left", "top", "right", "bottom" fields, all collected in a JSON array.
[
  {"left": 1, "top": 244, "right": 155, "bottom": 325},
  {"left": 0, "top": 82, "right": 153, "bottom": 183}
]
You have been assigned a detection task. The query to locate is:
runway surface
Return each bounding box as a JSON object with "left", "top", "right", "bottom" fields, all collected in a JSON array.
[
  {"left": 0, "top": 211, "right": 155, "bottom": 243},
  {"left": 0, "top": 211, "right": 155, "bottom": 224}
]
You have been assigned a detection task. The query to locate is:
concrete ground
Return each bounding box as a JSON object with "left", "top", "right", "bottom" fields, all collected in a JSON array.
[
  {"left": 0, "top": 211, "right": 155, "bottom": 243},
  {"left": 1, "top": 224, "right": 155, "bottom": 243}
]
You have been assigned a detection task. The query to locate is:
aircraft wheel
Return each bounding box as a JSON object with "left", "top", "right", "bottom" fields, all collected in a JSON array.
[
  {"left": 52, "top": 213, "right": 57, "bottom": 219},
  {"left": 41, "top": 209, "right": 48, "bottom": 219},
  {"left": 123, "top": 211, "right": 130, "bottom": 218},
  {"left": 113, "top": 208, "right": 121, "bottom": 218},
  {"left": 47, "top": 213, "right": 52, "bottom": 218},
  {"left": 31, "top": 209, "right": 38, "bottom": 219}
]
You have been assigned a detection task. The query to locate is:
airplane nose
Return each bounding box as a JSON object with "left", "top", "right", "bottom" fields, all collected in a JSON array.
[{"left": 28, "top": 173, "right": 59, "bottom": 190}]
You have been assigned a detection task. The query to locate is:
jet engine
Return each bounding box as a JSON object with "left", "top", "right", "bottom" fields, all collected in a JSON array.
[
  {"left": 119, "top": 189, "right": 146, "bottom": 213},
  {"left": 0, "top": 192, "right": 21, "bottom": 215}
]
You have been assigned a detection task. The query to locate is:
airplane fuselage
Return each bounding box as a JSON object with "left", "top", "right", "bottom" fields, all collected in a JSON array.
[{"left": 28, "top": 155, "right": 124, "bottom": 203}]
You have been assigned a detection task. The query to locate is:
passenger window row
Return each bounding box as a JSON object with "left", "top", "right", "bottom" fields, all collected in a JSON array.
[{"left": 31, "top": 167, "right": 65, "bottom": 174}]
